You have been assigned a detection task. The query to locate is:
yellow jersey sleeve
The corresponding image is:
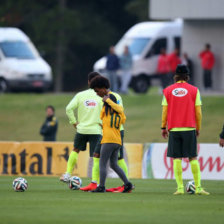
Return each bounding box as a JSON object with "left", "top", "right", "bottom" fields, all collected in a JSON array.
[
  {"left": 195, "top": 90, "right": 202, "bottom": 106},
  {"left": 100, "top": 107, "right": 105, "bottom": 120},
  {"left": 105, "top": 98, "right": 123, "bottom": 114},
  {"left": 121, "top": 112, "right": 126, "bottom": 125},
  {"left": 162, "top": 95, "right": 168, "bottom": 106}
]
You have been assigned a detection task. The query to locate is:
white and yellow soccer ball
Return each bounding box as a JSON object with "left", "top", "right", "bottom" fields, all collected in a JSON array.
[
  {"left": 12, "top": 177, "right": 28, "bottom": 192},
  {"left": 186, "top": 180, "right": 195, "bottom": 194},
  {"left": 69, "top": 176, "right": 82, "bottom": 190}
]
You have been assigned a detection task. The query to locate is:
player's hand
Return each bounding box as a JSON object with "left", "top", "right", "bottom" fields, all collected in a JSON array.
[
  {"left": 161, "top": 129, "right": 168, "bottom": 139},
  {"left": 219, "top": 138, "right": 224, "bottom": 147},
  {"left": 196, "top": 130, "right": 200, "bottom": 137},
  {"left": 103, "top": 95, "right": 109, "bottom": 102},
  {"left": 73, "top": 122, "right": 78, "bottom": 129}
]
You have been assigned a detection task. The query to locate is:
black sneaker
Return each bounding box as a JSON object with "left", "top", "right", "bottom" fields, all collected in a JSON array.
[
  {"left": 122, "top": 182, "right": 134, "bottom": 193},
  {"left": 90, "top": 186, "right": 106, "bottom": 193}
]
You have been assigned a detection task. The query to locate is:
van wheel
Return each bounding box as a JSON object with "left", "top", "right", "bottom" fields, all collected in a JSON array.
[
  {"left": 131, "top": 76, "right": 150, "bottom": 93},
  {"left": 0, "top": 79, "right": 9, "bottom": 93}
]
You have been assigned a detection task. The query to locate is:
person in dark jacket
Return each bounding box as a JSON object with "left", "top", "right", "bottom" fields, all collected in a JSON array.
[
  {"left": 106, "top": 46, "right": 120, "bottom": 92},
  {"left": 40, "top": 105, "right": 58, "bottom": 141},
  {"left": 219, "top": 125, "right": 224, "bottom": 147}
]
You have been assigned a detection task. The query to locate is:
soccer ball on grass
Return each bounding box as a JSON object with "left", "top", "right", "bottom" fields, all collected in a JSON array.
[
  {"left": 69, "top": 176, "right": 82, "bottom": 190},
  {"left": 186, "top": 180, "right": 195, "bottom": 194},
  {"left": 12, "top": 177, "right": 28, "bottom": 192}
]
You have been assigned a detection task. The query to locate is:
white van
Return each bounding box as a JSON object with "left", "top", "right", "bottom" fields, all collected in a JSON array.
[
  {"left": 0, "top": 27, "right": 52, "bottom": 92},
  {"left": 94, "top": 20, "right": 182, "bottom": 93}
]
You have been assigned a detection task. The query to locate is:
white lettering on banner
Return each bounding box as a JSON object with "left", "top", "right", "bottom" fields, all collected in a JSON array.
[{"left": 147, "top": 143, "right": 224, "bottom": 180}]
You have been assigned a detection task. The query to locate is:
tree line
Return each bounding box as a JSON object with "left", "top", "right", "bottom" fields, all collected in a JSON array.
[{"left": 0, "top": 0, "right": 148, "bottom": 91}]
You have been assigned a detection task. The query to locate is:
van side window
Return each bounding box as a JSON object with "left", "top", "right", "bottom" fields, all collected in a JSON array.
[
  {"left": 174, "top": 37, "right": 181, "bottom": 51},
  {"left": 145, "top": 38, "right": 167, "bottom": 58}
]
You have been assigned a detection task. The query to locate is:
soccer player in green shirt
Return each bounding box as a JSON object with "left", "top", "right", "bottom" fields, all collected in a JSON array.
[
  {"left": 60, "top": 72, "right": 103, "bottom": 182},
  {"left": 60, "top": 72, "right": 128, "bottom": 187}
]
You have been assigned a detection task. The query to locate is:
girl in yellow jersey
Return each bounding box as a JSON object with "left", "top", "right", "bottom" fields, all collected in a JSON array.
[{"left": 90, "top": 76, "right": 133, "bottom": 193}]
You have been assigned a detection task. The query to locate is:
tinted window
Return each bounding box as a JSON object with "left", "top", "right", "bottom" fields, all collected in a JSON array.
[
  {"left": 174, "top": 37, "right": 181, "bottom": 51},
  {"left": 145, "top": 38, "right": 167, "bottom": 58},
  {"left": 0, "top": 41, "right": 36, "bottom": 59},
  {"left": 116, "top": 38, "right": 150, "bottom": 56}
]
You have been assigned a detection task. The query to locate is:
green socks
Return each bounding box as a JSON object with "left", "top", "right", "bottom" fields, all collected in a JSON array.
[
  {"left": 66, "top": 151, "right": 78, "bottom": 175},
  {"left": 92, "top": 157, "right": 100, "bottom": 184},
  {"left": 173, "top": 159, "right": 201, "bottom": 190},
  {"left": 173, "top": 159, "right": 183, "bottom": 189},
  {"left": 190, "top": 160, "right": 201, "bottom": 188},
  {"left": 118, "top": 158, "right": 129, "bottom": 178}
]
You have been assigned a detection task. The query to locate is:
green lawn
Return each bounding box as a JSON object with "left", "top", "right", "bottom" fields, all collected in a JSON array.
[
  {"left": 0, "top": 177, "right": 224, "bottom": 224},
  {"left": 0, "top": 89, "right": 223, "bottom": 143}
]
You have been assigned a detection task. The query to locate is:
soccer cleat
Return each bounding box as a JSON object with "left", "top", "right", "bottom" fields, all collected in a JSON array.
[
  {"left": 59, "top": 173, "right": 71, "bottom": 183},
  {"left": 106, "top": 186, "right": 123, "bottom": 192},
  {"left": 122, "top": 182, "right": 134, "bottom": 193},
  {"left": 80, "top": 182, "right": 97, "bottom": 191},
  {"left": 195, "top": 187, "right": 210, "bottom": 195},
  {"left": 91, "top": 186, "right": 106, "bottom": 193},
  {"left": 117, "top": 186, "right": 125, "bottom": 192},
  {"left": 173, "top": 188, "right": 184, "bottom": 195}
]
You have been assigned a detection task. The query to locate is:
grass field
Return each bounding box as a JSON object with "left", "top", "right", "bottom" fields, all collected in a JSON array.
[
  {"left": 1, "top": 91, "right": 224, "bottom": 224},
  {"left": 0, "top": 89, "right": 224, "bottom": 143},
  {"left": 0, "top": 177, "right": 224, "bottom": 224}
]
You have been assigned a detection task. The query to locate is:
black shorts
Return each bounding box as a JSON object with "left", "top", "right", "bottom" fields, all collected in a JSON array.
[
  {"left": 167, "top": 130, "right": 197, "bottom": 158},
  {"left": 94, "top": 130, "right": 124, "bottom": 159},
  {"left": 74, "top": 133, "right": 102, "bottom": 157}
]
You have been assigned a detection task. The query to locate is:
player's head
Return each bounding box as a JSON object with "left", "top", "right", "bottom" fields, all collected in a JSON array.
[
  {"left": 174, "top": 64, "right": 190, "bottom": 82},
  {"left": 88, "top": 72, "right": 101, "bottom": 86},
  {"left": 205, "top": 43, "right": 211, "bottom": 50},
  {"left": 90, "top": 76, "right": 110, "bottom": 97},
  {"left": 46, "top": 105, "right": 55, "bottom": 117},
  {"left": 109, "top": 46, "right": 115, "bottom": 54},
  {"left": 104, "top": 93, "right": 117, "bottom": 116}
]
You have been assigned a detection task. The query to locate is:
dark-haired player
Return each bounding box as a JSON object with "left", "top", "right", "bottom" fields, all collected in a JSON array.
[
  {"left": 91, "top": 92, "right": 133, "bottom": 193},
  {"left": 80, "top": 76, "right": 129, "bottom": 192},
  {"left": 161, "top": 64, "right": 209, "bottom": 195}
]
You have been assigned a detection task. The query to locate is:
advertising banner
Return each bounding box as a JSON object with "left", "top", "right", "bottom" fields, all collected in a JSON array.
[
  {"left": 0, "top": 142, "right": 143, "bottom": 178},
  {"left": 125, "top": 143, "right": 143, "bottom": 178},
  {"left": 107, "top": 143, "right": 143, "bottom": 179},
  {"left": 142, "top": 143, "right": 224, "bottom": 180},
  {"left": 0, "top": 142, "right": 89, "bottom": 177}
]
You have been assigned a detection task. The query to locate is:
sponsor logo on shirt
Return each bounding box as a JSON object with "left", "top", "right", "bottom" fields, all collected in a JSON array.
[
  {"left": 172, "top": 88, "right": 188, "bottom": 97},
  {"left": 84, "top": 100, "right": 98, "bottom": 108}
]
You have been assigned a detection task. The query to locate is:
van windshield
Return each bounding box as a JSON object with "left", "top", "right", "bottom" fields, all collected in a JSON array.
[
  {"left": 0, "top": 41, "right": 36, "bottom": 59},
  {"left": 115, "top": 38, "right": 150, "bottom": 56}
]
